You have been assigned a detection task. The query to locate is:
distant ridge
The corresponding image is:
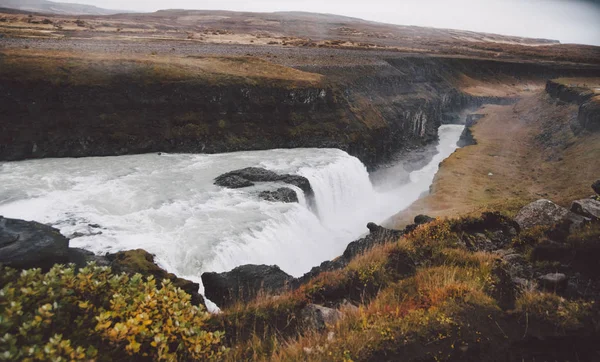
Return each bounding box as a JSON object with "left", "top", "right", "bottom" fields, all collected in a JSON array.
[{"left": 0, "top": 0, "right": 129, "bottom": 15}]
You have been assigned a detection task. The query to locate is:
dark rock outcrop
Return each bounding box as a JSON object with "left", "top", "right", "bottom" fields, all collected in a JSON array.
[
  {"left": 215, "top": 167, "right": 313, "bottom": 196},
  {"left": 405, "top": 214, "right": 437, "bottom": 233},
  {"left": 259, "top": 188, "right": 299, "bottom": 203},
  {"left": 545, "top": 80, "right": 600, "bottom": 134},
  {"left": 515, "top": 199, "right": 588, "bottom": 232},
  {"left": 298, "top": 223, "right": 405, "bottom": 284},
  {"left": 213, "top": 174, "right": 254, "bottom": 189},
  {"left": 0, "top": 216, "right": 69, "bottom": 270},
  {"left": 457, "top": 113, "right": 485, "bottom": 147},
  {"left": 107, "top": 249, "right": 205, "bottom": 307},
  {"left": 414, "top": 214, "right": 436, "bottom": 225},
  {"left": 576, "top": 96, "right": 600, "bottom": 132},
  {"left": 571, "top": 198, "right": 600, "bottom": 220},
  {"left": 68, "top": 247, "right": 110, "bottom": 268},
  {"left": 592, "top": 180, "right": 600, "bottom": 195},
  {"left": 202, "top": 264, "right": 294, "bottom": 307}
]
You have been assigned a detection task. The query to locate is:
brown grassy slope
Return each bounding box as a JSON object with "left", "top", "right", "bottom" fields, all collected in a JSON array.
[
  {"left": 207, "top": 216, "right": 600, "bottom": 362},
  {"left": 388, "top": 90, "right": 600, "bottom": 228},
  {"left": 0, "top": 48, "right": 323, "bottom": 87}
]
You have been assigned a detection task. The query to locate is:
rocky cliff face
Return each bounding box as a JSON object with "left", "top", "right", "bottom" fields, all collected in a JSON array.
[
  {"left": 545, "top": 79, "right": 600, "bottom": 133},
  {"left": 1, "top": 53, "right": 598, "bottom": 169}
]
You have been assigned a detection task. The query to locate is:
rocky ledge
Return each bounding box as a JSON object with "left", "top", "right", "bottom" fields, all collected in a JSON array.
[
  {"left": 214, "top": 167, "right": 313, "bottom": 198},
  {"left": 545, "top": 79, "right": 600, "bottom": 133},
  {"left": 0, "top": 218, "right": 205, "bottom": 307}
]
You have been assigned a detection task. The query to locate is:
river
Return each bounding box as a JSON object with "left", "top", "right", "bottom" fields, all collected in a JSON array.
[{"left": 0, "top": 124, "right": 464, "bottom": 295}]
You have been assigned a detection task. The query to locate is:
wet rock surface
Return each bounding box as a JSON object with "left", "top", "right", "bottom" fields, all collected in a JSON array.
[
  {"left": 0, "top": 216, "right": 69, "bottom": 270},
  {"left": 215, "top": 167, "right": 313, "bottom": 196},
  {"left": 68, "top": 247, "right": 110, "bottom": 268},
  {"left": 259, "top": 187, "right": 299, "bottom": 203}
]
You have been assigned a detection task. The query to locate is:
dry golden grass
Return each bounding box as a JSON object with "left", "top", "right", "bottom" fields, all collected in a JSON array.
[
  {"left": 0, "top": 48, "right": 323, "bottom": 87},
  {"left": 389, "top": 90, "right": 600, "bottom": 228}
]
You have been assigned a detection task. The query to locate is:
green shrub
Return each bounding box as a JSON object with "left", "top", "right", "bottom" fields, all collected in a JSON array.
[{"left": 0, "top": 264, "right": 226, "bottom": 361}]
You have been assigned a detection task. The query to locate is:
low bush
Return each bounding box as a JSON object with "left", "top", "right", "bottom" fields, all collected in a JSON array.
[{"left": 0, "top": 264, "right": 226, "bottom": 361}]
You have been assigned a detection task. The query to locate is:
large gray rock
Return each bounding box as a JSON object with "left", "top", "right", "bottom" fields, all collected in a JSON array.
[
  {"left": 214, "top": 167, "right": 313, "bottom": 196},
  {"left": 202, "top": 264, "right": 294, "bottom": 307},
  {"left": 213, "top": 174, "right": 254, "bottom": 189},
  {"left": 571, "top": 198, "right": 600, "bottom": 220},
  {"left": 301, "top": 304, "right": 343, "bottom": 331},
  {"left": 259, "top": 188, "right": 299, "bottom": 203},
  {"left": 538, "top": 273, "right": 568, "bottom": 293},
  {"left": 515, "top": 199, "right": 588, "bottom": 231},
  {"left": 0, "top": 216, "right": 69, "bottom": 270}
]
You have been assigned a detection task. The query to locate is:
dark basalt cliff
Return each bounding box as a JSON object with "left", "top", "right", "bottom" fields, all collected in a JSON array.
[
  {"left": 1, "top": 53, "right": 599, "bottom": 169},
  {"left": 545, "top": 79, "right": 600, "bottom": 133}
]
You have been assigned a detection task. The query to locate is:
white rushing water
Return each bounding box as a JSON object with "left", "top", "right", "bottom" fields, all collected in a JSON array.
[{"left": 0, "top": 125, "right": 463, "bottom": 293}]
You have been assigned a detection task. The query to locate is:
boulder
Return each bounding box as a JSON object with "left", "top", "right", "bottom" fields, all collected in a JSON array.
[
  {"left": 108, "top": 249, "right": 205, "bottom": 307},
  {"left": 301, "top": 304, "right": 343, "bottom": 331},
  {"left": 68, "top": 248, "right": 110, "bottom": 268},
  {"left": 414, "top": 214, "right": 436, "bottom": 225},
  {"left": 343, "top": 223, "right": 403, "bottom": 260},
  {"left": 259, "top": 188, "right": 299, "bottom": 203},
  {"left": 538, "top": 273, "right": 568, "bottom": 293},
  {"left": 0, "top": 216, "right": 69, "bottom": 270},
  {"left": 214, "top": 174, "right": 254, "bottom": 189},
  {"left": 571, "top": 198, "right": 600, "bottom": 220},
  {"left": 593, "top": 180, "right": 600, "bottom": 195},
  {"left": 515, "top": 199, "right": 588, "bottom": 232},
  {"left": 202, "top": 264, "right": 294, "bottom": 307},
  {"left": 404, "top": 214, "right": 437, "bottom": 233},
  {"left": 278, "top": 175, "right": 313, "bottom": 196},
  {"left": 214, "top": 167, "right": 313, "bottom": 196}
]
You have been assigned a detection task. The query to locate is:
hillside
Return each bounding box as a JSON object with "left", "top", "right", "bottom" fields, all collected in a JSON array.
[{"left": 0, "top": 0, "right": 124, "bottom": 15}]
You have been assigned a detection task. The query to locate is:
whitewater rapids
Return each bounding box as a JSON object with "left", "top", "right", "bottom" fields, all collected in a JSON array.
[{"left": 0, "top": 125, "right": 464, "bottom": 291}]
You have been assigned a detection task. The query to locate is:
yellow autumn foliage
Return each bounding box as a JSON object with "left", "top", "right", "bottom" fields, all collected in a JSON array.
[{"left": 0, "top": 264, "right": 226, "bottom": 361}]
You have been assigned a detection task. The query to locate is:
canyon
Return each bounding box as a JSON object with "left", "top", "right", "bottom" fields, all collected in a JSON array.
[{"left": 0, "top": 6, "right": 600, "bottom": 362}]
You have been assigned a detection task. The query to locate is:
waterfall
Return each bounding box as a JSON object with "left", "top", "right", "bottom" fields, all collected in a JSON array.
[{"left": 0, "top": 125, "right": 464, "bottom": 292}]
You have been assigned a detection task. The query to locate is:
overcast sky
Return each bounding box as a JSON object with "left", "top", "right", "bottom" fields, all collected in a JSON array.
[{"left": 57, "top": 0, "right": 600, "bottom": 46}]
